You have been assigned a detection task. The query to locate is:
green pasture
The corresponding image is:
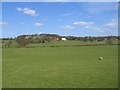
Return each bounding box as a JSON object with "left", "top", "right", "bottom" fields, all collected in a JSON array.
[
  {"left": 2, "top": 40, "right": 118, "bottom": 48},
  {"left": 2, "top": 45, "right": 118, "bottom": 88},
  {"left": 28, "top": 40, "right": 118, "bottom": 47}
]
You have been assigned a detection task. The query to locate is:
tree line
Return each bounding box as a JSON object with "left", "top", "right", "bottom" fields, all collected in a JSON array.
[{"left": 1, "top": 34, "right": 119, "bottom": 48}]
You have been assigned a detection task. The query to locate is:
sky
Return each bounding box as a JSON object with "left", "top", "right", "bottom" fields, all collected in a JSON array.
[
  {"left": 1, "top": 2, "right": 118, "bottom": 38},
  {"left": 2, "top": 0, "right": 119, "bottom": 2}
]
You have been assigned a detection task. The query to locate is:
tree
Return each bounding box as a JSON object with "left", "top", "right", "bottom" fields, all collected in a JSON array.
[{"left": 15, "top": 36, "right": 30, "bottom": 47}]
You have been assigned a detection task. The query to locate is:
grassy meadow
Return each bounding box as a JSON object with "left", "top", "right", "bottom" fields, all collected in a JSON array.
[
  {"left": 2, "top": 40, "right": 118, "bottom": 48},
  {"left": 2, "top": 43, "right": 118, "bottom": 88}
]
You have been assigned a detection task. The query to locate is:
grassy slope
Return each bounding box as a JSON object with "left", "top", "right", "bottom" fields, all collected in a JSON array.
[
  {"left": 2, "top": 46, "right": 118, "bottom": 88},
  {"left": 2, "top": 40, "right": 118, "bottom": 48},
  {"left": 27, "top": 40, "right": 118, "bottom": 47}
]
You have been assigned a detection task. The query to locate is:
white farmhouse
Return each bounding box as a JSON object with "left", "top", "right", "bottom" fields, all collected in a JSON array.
[{"left": 61, "top": 38, "right": 67, "bottom": 41}]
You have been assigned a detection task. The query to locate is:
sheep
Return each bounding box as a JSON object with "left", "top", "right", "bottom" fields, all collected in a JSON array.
[{"left": 98, "top": 57, "right": 103, "bottom": 60}]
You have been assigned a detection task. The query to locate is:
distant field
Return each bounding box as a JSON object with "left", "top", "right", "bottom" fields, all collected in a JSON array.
[
  {"left": 2, "top": 40, "right": 118, "bottom": 48},
  {"left": 2, "top": 45, "right": 118, "bottom": 88},
  {"left": 27, "top": 40, "right": 118, "bottom": 47}
]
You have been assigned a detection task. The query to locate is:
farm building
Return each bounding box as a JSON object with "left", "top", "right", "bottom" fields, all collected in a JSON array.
[
  {"left": 52, "top": 38, "right": 60, "bottom": 41},
  {"left": 61, "top": 38, "right": 67, "bottom": 41}
]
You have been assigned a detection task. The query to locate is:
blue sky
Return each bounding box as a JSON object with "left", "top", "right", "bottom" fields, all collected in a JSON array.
[{"left": 1, "top": 2, "right": 118, "bottom": 38}]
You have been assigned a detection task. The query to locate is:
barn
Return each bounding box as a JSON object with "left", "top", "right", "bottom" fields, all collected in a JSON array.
[{"left": 61, "top": 38, "right": 67, "bottom": 41}]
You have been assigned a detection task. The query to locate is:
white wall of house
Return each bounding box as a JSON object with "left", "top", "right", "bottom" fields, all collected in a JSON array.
[{"left": 61, "top": 38, "right": 67, "bottom": 41}]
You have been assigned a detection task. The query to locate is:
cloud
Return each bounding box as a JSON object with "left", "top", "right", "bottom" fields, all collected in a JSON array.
[
  {"left": 61, "top": 21, "right": 95, "bottom": 30},
  {"left": 62, "top": 12, "right": 74, "bottom": 16},
  {"left": 84, "top": 26, "right": 90, "bottom": 28},
  {"left": 103, "top": 19, "right": 118, "bottom": 28},
  {"left": 73, "top": 21, "right": 95, "bottom": 25},
  {"left": 16, "top": 7, "right": 39, "bottom": 16},
  {"left": 91, "top": 26, "right": 103, "bottom": 33},
  {"left": 23, "top": 8, "right": 38, "bottom": 16},
  {"left": 0, "top": 22, "right": 7, "bottom": 27},
  {"left": 62, "top": 25, "right": 74, "bottom": 30},
  {"left": 35, "top": 23, "right": 44, "bottom": 27},
  {"left": 83, "top": 25, "right": 104, "bottom": 33},
  {"left": 37, "top": 32, "right": 43, "bottom": 34},
  {"left": 16, "top": 7, "right": 22, "bottom": 11},
  {"left": 89, "top": 26, "right": 104, "bottom": 33},
  {"left": 95, "top": 29, "right": 103, "bottom": 33},
  {"left": 84, "top": 3, "right": 117, "bottom": 14}
]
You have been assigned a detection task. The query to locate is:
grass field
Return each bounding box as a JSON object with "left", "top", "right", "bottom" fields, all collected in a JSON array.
[
  {"left": 2, "top": 45, "right": 118, "bottom": 88},
  {"left": 26, "top": 40, "right": 118, "bottom": 48},
  {"left": 2, "top": 40, "right": 118, "bottom": 48}
]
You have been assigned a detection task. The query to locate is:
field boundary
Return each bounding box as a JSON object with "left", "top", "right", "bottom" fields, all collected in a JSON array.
[{"left": 26, "top": 44, "right": 120, "bottom": 48}]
